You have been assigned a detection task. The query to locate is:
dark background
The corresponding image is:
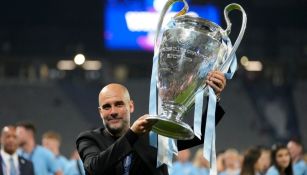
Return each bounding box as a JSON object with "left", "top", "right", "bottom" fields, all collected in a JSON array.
[{"left": 0, "top": 0, "right": 307, "bottom": 156}]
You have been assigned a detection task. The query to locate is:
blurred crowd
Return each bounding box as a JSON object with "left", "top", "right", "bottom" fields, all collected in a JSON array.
[
  {"left": 0, "top": 122, "right": 85, "bottom": 175},
  {"left": 170, "top": 140, "right": 307, "bottom": 175},
  {"left": 1, "top": 121, "right": 307, "bottom": 175}
]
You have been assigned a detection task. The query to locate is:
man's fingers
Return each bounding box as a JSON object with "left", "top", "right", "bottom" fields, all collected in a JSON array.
[
  {"left": 131, "top": 114, "right": 157, "bottom": 135},
  {"left": 208, "top": 71, "right": 226, "bottom": 86},
  {"left": 206, "top": 80, "right": 222, "bottom": 93},
  {"left": 207, "top": 71, "right": 226, "bottom": 93},
  {"left": 208, "top": 77, "right": 224, "bottom": 89},
  {"left": 138, "top": 115, "right": 155, "bottom": 127},
  {"left": 138, "top": 115, "right": 149, "bottom": 120}
]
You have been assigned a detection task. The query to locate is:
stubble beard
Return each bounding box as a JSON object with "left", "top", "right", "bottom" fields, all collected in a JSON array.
[
  {"left": 104, "top": 118, "right": 130, "bottom": 137},
  {"left": 4, "top": 144, "right": 17, "bottom": 155}
]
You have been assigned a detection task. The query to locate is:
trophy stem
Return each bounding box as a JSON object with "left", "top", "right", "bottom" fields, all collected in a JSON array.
[
  {"left": 147, "top": 102, "right": 194, "bottom": 140},
  {"left": 147, "top": 115, "right": 194, "bottom": 140}
]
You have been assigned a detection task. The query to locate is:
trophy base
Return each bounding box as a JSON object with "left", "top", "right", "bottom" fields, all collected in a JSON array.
[{"left": 147, "top": 115, "right": 194, "bottom": 140}]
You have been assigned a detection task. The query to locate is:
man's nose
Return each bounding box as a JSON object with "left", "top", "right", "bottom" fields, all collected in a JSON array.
[{"left": 110, "top": 105, "right": 118, "bottom": 115}]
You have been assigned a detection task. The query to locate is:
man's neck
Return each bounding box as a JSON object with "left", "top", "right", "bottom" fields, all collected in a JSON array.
[
  {"left": 1, "top": 149, "right": 16, "bottom": 157},
  {"left": 106, "top": 127, "right": 129, "bottom": 138},
  {"left": 292, "top": 155, "right": 302, "bottom": 163},
  {"left": 54, "top": 149, "right": 60, "bottom": 156},
  {"left": 226, "top": 166, "right": 239, "bottom": 172}
]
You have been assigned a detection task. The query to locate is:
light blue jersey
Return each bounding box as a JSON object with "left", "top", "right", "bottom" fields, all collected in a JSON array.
[
  {"left": 64, "top": 159, "right": 85, "bottom": 175},
  {"left": 170, "top": 162, "right": 199, "bottom": 175},
  {"left": 293, "top": 159, "right": 307, "bottom": 175},
  {"left": 55, "top": 155, "right": 70, "bottom": 175},
  {"left": 195, "top": 167, "right": 209, "bottom": 175},
  {"left": 219, "top": 169, "right": 241, "bottom": 175},
  {"left": 18, "top": 145, "right": 60, "bottom": 175},
  {"left": 266, "top": 166, "right": 280, "bottom": 175}
]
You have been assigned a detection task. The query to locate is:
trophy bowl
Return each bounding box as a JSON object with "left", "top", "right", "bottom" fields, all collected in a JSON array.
[
  {"left": 147, "top": 16, "right": 224, "bottom": 140},
  {"left": 148, "top": 1, "right": 246, "bottom": 140}
]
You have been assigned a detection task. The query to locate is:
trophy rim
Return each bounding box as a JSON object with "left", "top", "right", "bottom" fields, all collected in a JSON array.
[{"left": 174, "top": 15, "right": 223, "bottom": 33}]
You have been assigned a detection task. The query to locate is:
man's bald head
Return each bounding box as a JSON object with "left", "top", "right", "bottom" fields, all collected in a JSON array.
[
  {"left": 99, "top": 83, "right": 131, "bottom": 106},
  {"left": 1, "top": 125, "right": 15, "bottom": 134}
]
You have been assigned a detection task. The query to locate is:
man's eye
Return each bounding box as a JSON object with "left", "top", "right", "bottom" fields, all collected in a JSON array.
[{"left": 102, "top": 104, "right": 111, "bottom": 110}]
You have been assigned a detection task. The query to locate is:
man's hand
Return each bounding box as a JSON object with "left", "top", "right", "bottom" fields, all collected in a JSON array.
[
  {"left": 206, "top": 71, "right": 227, "bottom": 96},
  {"left": 131, "top": 115, "right": 156, "bottom": 135}
]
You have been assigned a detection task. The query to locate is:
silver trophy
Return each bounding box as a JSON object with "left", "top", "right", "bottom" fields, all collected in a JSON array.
[{"left": 147, "top": 0, "right": 247, "bottom": 140}]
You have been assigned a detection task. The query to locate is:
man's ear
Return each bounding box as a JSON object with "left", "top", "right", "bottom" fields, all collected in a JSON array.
[
  {"left": 98, "top": 107, "right": 103, "bottom": 118},
  {"left": 130, "top": 100, "right": 135, "bottom": 113}
]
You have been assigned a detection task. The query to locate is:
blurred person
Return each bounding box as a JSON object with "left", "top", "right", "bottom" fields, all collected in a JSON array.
[
  {"left": 240, "top": 147, "right": 264, "bottom": 175},
  {"left": 16, "top": 122, "right": 63, "bottom": 175},
  {"left": 42, "top": 131, "right": 70, "bottom": 175},
  {"left": 192, "top": 148, "right": 210, "bottom": 175},
  {"left": 64, "top": 150, "right": 85, "bottom": 175},
  {"left": 219, "top": 149, "right": 241, "bottom": 175},
  {"left": 304, "top": 153, "right": 307, "bottom": 163},
  {"left": 239, "top": 154, "right": 244, "bottom": 170},
  {"left": 217, "top": 151, "right": 226, "bottom": 173},
  {"left": 170, "top": 149, "right": 197, "bottom": 175},
  {"left": 266, "top": 144, "right": 293, "bottom": 175},
  {"left": 259, "top": 147, "right": 272, "bottom": 174},
  {"left": 76, "top": 76, "right": 226, "bottom": 175},
  {"left": 0, "top": 125, "right": 35, "bottom": 175},
  {"left": 287, "top": 139, "right": 307, "bottom": 175},
  {"left": 254, "top": 146, "right": 272, "bottom": 175}
]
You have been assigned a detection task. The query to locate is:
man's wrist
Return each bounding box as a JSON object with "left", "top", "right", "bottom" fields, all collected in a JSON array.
[{"left": 125, "top": 129, "right": 139, "bottom": 146}]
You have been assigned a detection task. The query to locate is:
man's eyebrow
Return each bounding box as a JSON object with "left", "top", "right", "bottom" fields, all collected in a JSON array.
[
  {"left": 114, "top": 101, "right": 125, "bottom": 105},
  {"left": 101, "top": 103, "right": 111, "bottom": 108},
  {"left": 101, "top": 101, "right": 125, "bottom": 107}
]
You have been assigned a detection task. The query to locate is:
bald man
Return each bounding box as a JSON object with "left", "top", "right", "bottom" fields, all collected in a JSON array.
[
  {"left": 76, "top": 72, "right": 226, "bottom": 175},
  {"left": 0, "top": 126, "right": 34, "bottom": 175}
]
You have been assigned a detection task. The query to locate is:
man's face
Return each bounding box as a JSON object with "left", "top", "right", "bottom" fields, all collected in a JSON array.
[
  {"left": 16, "top": 126, "right": 29, "bottom": 147},
  {"left": 98, "top": 86, "right": 134, "bottom": 136},
  {"left": 42, "top": 138, "right": 59, "bottom": 155},
  {"left": 224, "top": 152, "right": 239, "bottom": 169},
  {"left": 1, "top": 127, "right": 18, "bottom": 155},
  {"left": 287, "top": 141, "right": 302, "bottom": 159}
]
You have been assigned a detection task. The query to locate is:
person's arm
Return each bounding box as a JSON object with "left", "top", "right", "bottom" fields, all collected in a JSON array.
[
  {"left": 43, "top": 148, "right": 63, "bottom": 175},
  {"left": 76, "top": 129, "right": 138, "bottom": 174},
  {"left": 76, "top": 115, "right": 154, "bottom": 174}
]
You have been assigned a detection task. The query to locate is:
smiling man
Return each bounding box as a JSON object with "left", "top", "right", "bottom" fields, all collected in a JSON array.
[
  {"left": 98, "top": 84, "right": 137, "bottom": 137},
  {"left": 76, "top": 72, "right": 226, "bottom": 175}
]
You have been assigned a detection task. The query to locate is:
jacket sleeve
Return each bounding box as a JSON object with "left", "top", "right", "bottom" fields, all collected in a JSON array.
[
  {"left": 76, "top": 129, "right": 138, "bottom": 174},
  {"left": 177, "top": 102, "right": 225, "bottom": 150}
]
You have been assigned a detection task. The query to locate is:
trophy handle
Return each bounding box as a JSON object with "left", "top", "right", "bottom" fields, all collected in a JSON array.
[
  {"left": 220, "top": 3, "right": 247, "bottom": 72},
  {"left": 154, "top": 0, "right": 189, "bottom": 51}
]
